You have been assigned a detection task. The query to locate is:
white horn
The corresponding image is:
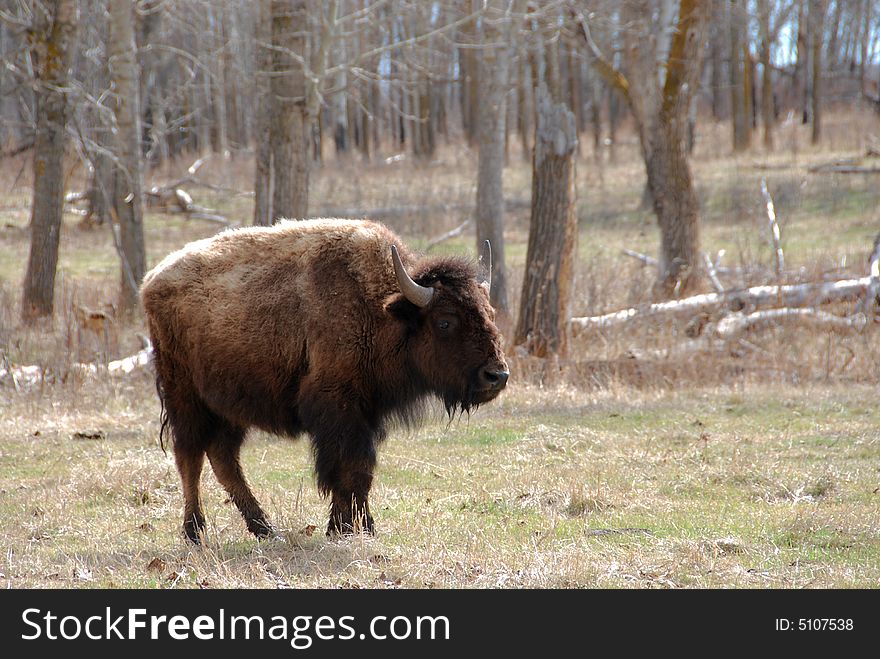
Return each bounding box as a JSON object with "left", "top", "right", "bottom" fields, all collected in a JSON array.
[{"left": 391, "top": 245, "right": 434, "bottom": 308}]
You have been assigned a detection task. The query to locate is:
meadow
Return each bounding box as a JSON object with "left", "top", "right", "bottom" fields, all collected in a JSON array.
[{"left": 1, "top": 111, "right": 878, "bottom": 588}]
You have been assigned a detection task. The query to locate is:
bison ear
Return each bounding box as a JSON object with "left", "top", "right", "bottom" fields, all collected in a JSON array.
[{"left": 384, "top": 293, "right": 422, "bottom": 325}]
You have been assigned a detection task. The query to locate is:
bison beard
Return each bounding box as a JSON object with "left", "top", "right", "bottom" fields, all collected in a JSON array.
[{"left": 141, "top": 219, "right": 508, "bottom": 542}]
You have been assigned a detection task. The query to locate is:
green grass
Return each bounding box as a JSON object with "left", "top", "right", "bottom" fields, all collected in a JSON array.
[{"left": 2, "top": 381, "right": 878, "bottom": 588}]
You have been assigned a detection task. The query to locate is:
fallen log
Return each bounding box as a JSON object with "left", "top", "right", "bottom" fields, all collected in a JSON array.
[
  {"left": 0, "top": 346, "right": 153, "bottom": 390},
  {"left": 808, "top": 165, "right": 880, "bottom": 174},
  {"left": 570, "top": 276, "right": 874, "bottom": 331},
  {"left": 144, "top": 186, "right": 228, "bottom": 225},
  {"left": 862, "top": 232, "right": 880, "bottom": 315},
  {"left": 712, "top": 308, "right": 867, "bottom": 339}
]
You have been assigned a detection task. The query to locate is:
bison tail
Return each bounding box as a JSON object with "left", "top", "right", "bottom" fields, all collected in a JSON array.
[
  {"left": 151, "top": 334, "right": 170, "bottom": 454},
  {"left": 157, "top": 377, "right": 170, "bottom": 454}
]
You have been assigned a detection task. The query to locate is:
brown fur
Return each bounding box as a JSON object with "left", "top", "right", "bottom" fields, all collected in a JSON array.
[{"left": 140, "top": 219, "right": 508, "bottom": 541}]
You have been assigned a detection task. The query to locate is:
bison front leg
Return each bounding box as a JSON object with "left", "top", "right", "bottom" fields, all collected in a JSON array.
[
  {"left": 301, "top": 387, "right": 379, "bottom": 536},
  {"left": 313, "top": 438, "right": 377, "bottom": 536},
  {"left": 328, "top": 467, "right": 375, "bottom": 536}
]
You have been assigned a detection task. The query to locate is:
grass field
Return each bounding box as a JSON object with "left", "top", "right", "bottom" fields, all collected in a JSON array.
[
  {"left": 2, "top": 380, "right": 878, "bottom": 588},
  {"left": 1, "top": 111, "right": 879, "bottom": 588}
]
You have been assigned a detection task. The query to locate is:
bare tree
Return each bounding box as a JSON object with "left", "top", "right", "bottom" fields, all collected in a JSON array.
[
  {"left": 756, "top": 1, "right": 796, "bottom": 150},
  {"left": 730, "top": 0, "right": 751, "bottom": 151},
  {"left": 475, "top": 2, "right": 514, "bottom": 319},
  {"left": 253, "top": 1, "right": 273, "bottom": 226},
  {"left": 577, "top": 0, "right": 711, "bottom": 295},
  {"left": 810, "top": 0, "right": 827, "bottom": 144},
  {"left": 514, "top": 83, "right": 578, "bottom": 357},
  {"left": 21, "top": 0, "right": 77, "bottom": 322},
  {"left": 273, "top": 0, "right": 310, "bottom": 221},
  {"left": 108, "top": 0, "right": 147, "bottom": 312}
]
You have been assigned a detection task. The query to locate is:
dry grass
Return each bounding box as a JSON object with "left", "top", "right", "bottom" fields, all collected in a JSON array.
[
  {"left": 2, "top": 380, "right": 878, "bottom": 588},
  {"left": 1, "top": 110, "right": 879, "bottom": 588}
]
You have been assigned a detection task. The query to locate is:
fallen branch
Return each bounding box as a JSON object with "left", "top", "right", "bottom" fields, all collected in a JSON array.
[
  {"left": 806, "top": 156, "right": 862, "bottom": 172},
  {"left": 712, "top": 308, "right": 867, "bottom": 339},
  {"left": 760, "top": 178, "right": 784, "bottom": 278},
  {"left": 621, "top": 247, "right": 763, "bottom": 280},
  {"left": 750, "top": 162, "right": 796, "bottom": 171},
  {"left": 702, "top": 252, "right": 724, "bottom": 293},
  {"left": 570, "top": 276, "right": 875, "bottom": 331},
  {"left": 622, "top": 248, "right": 658, "bottom": 267},
  {"left": 0, "top": 346, "right": 153, "bottom": 390},
  {"left": 425, "top": 219, "right": 471, "bottom": 250},
  {"left": 157, "top": 156, "right": 207, "bottom": 190},
  {"left": 808, "top": 165, "right": 880, "bottom": 174},
  {"left": 144, "top": 186, "right": 228, "bottom": 225}
]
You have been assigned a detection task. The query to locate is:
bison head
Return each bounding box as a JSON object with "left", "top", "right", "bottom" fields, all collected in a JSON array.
[{"left": 386, "top": 242, "right": 509, "bottom": 416}]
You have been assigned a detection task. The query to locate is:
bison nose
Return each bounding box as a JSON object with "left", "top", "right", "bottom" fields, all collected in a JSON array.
[{"left": 480, "top": 367, "right": 509, "bottom": 390}]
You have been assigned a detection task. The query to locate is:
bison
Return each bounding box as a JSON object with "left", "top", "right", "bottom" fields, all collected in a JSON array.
[{"left": 140, "top": 219, "right": 509, "bottom": 542}]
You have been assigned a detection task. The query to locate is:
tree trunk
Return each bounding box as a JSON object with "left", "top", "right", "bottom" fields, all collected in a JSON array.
[
  {"left": 458, "top": 0, "right": 479, "bottom": 147},
  {"left": 21, "top": 0, "right": 77, "bottom": 322},
  {"left": 810, "top": 0, "right": 826, "bottom": 145},
  {"left": 108, "top": 0, "right": 147, "bottom": 312},
  {"left": 517, "top": 51, "right": 532, "bottom": 162},
  {"left": 608, "top": 87, "right": 619, "bottom": 162},
  {"left": 860, "top": 0, "right": 872, "bottom": 94},
  {"left": 758, "top": 0, "right": 774, "bottom": 149},
  {"left": 212, "top": 5, "right": 229, "bottom": 156},
  {"left": 795, "top": 1, "right": 811, "bottom": 123},
  {"left": 644, "top": 117, "right": 702, "bottom": 295},
  {"left": 475, "top": 6, "right": 510, "bottom": 319},
  {"left": 415, "top": 79, "right": 435, "bottom": 159},
  {"left": 514, "top": 84, "right": 578, "bottom": 357},
  {"left": 578, "top": 0, "right": 707, "bottom": 295},
  {"left": 729, "top": 0, "right": 750, "bottom": 151},
  {"left": 269, "top": 0, "right": 309, "bottom": 220},
  {"left": 709, "top": 2, "right": 726, "bottom": 120},
  {"left": 253, "top": 0, "right": 273, "bottom": 226},
  {"left": 644, "top": 0, "right": 708, "bottom": 295},
  {"left": 590, "top": 79, "right": 603, "bottom": 161},
  {"left": 825, "top": 0, "right": 842, "bottom": 68}
]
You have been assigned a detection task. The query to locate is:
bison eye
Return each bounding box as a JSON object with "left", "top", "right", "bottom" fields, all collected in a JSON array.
[{"left": 436, "top": 316, "right": 458, "bottom": 333}]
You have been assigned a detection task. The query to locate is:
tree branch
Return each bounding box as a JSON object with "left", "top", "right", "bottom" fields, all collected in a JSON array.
[{"left": 571, "top": 8, "right": 631, "bottom": 105}]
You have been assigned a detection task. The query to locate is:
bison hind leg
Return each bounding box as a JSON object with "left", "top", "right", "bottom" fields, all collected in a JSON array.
[
  {"left": 174, "top": 442, "right": 207, "bottom": 544},
  {"left": 206, "top": 425, "right": 274, "bottom": 539}
]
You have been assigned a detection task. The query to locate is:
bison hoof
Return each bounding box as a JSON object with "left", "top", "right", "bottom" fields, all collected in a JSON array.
[
  {"left": 247, "top": 518, "right": 276, "bottom": 539},
  {"left": 327, "top": 515, "right": 375, "bottom": 537},
  {"left": 183, "top": 515, "right": 206, "bottom": 545}
]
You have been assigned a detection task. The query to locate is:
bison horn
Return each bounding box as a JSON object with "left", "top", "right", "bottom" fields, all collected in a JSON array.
[
  {"left": 478, "top": 240, "right": 492, "bottom": 294},
  {"left": 391, "top": 245, "right": 434, "bottom": 308}
]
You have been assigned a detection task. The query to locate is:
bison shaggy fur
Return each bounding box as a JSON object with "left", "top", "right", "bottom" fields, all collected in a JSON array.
[{"left": 140, "top": 219, "right": 508, "bottom": 541}]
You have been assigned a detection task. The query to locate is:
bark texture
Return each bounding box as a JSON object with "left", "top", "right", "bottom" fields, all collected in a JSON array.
[
  {"left": 22, "top": 0, "right": 78, "bottom": 322},
  {"left": 108, "top": 0, "right": 147, "bottom": 312},
  {"left": 578, "top": 0, "right": 709, "bottom": 296},
  {"left": 514, "top": 84, "right": 578, "bottom": 357},
  {"left": 475, "top": 5, "right": 511, "bottom": 317},
  {"left": 271, "top": 0, "right": 309, "bottom": 220}
]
